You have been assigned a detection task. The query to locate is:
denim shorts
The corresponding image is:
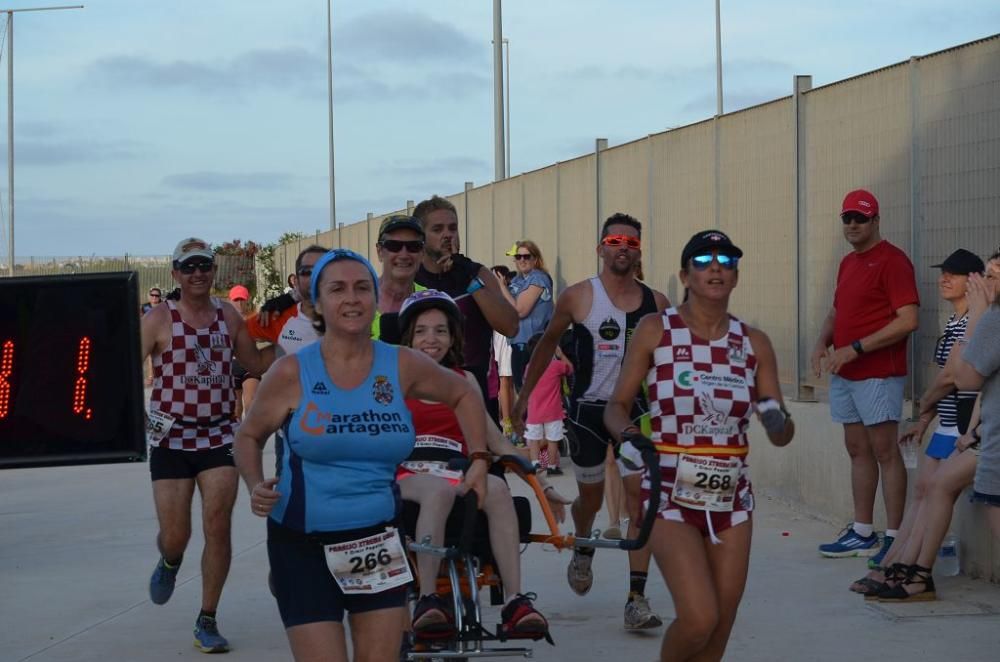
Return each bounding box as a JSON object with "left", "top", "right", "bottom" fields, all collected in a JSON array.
[{"left": 829, "top": 375, "right": 904, "bottom": 426}]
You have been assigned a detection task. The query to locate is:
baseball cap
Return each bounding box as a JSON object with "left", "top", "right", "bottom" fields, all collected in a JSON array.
[
  {"left": 841, "top": 189, "right": 879, "bottom": 218},
  {"left": 228, "top": 285, "right": 250, "bottom": 301},
  {"left": 931, "top": 249, "right": 984, "bottom": 275},
  {"left": 378, "top": 215, "right": 424, "bottom": 241},
  {"left": 504, "top": 242, "right": 519, "bottom": 257},
  {"left": 172, "top": 237, "right": 214, "bottom": 264},
  {"left": 680, "top": 230, "right": 744, "bottom": 269}
]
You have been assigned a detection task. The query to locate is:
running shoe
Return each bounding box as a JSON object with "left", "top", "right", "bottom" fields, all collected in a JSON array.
[
  {"left": 412, "top": 593, "right": 455, "bottom": 636},
  {"left": 603, "top": 521, "right": 623, "bottom": 540},
  {"left": 818, "top": 527, "right": 879, "bottom": 558},
  {"left": 149, "top": 557, "right": 181, "bottom": 605},
  {"left": 500, "top": 593, "right": 548, "bottom": 637},
  {"left": 566, "top": 550, "right": 594, "bottom": 595},
  {"left": 546, "top": 466, "right": 564, "bottom": 476},
  {"left": 868, "top": 534, "right": 894, "bottom": 569},
  {"left": 624, "top": 594, "right": 663, "bottom": 630},
  {"left": 193, "top": 614, "right": 230, "bottom": 654}
]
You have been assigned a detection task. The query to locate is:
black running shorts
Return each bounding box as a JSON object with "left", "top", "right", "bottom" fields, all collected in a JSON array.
[
  {"left": 267, "top": 518, "right": 409, "bottom": 627},
  {"left": 149, "top": 445, "right": 235, "bottom": 481}
]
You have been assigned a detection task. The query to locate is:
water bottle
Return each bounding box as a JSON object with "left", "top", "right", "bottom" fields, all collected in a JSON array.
[{"left": 937, "top": 532, "right": 960, "bottom": 576}]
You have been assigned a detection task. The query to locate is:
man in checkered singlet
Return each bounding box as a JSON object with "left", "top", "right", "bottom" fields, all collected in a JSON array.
[
  {"left": 140, "top": 238, "right": 274, "bottom": 654},
  {"left": 512, "top": 213, "right": 671, "bottom": 631}
]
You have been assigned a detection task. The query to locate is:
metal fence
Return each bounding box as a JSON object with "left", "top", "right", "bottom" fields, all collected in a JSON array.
[
  {"left": 1, "top": 254, "right": 258, "bottom": 304},
  {"left": 276, "top": 34, "right": 1000, "bottom": 403}
]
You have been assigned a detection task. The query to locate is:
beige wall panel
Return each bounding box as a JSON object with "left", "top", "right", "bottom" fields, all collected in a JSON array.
[
  {"left": 466, "top": 187, "right": 493, "bottom": 265},
  {"left": 649, "top": 121, "right": 716, "bottom": 304},
  {"left": 802, "top": 64, "right": 914, "bottom": 390},
  {"left": 556, "top": 156, "right": 597, "bottom": 287},
  {"left": 718, "top": 100, "right": 796, "bottom": 383},
  {"left": 522, "top": 166, "right": 560, "bottom": 291},
  {"left": 914, "top": 39, "right": 1000, "bottom": 420},
  {"left": 491, "top": 177, "right": 523, "bottom": 267},
  {"left": 601, "top": 139, "right": 649, "bottom": 223}
]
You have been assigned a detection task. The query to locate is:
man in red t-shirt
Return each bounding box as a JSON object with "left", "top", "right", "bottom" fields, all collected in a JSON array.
[{"left": 811, "top": 189, "right": 920, "bottom": 566}]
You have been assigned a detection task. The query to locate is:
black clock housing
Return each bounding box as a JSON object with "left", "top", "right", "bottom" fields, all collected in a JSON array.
[{"left": 0, "top": 272, "right": 146, "bottom": 468}]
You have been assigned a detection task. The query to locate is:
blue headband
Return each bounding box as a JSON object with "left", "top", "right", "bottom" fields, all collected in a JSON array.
[{"left": 310, "top": 248, "right": 380, "bottom": 304}]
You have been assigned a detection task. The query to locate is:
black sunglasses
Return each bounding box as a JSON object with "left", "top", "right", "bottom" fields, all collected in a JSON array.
[
  {"left": 513, "top": 253, "right": 534, "bottom": 261},
  {"left": 149, "top": 292, "right": 162, "bottom": 298},
  {"left": 177, "top": 261, "right": 215, "bottom": 274},
  {"left": 690, "top": 253, "right": 738, "bottom": 270},
  {"left": 380, "top": 239, "right": 424, "bottom": 254},
  {"left": 841, "top": 212, "right": 873, "bottom": 225}
]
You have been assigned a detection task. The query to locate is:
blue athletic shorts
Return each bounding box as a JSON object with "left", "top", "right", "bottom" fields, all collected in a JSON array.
[
  {"left": 829, "top": 375, "right": 904, "bottom": 426},
  {"left": 267, "top": 518, "right": 409, "bottom": 628},
  {"left": 926, "top": 431, "right": 958, "bottom": 460}
]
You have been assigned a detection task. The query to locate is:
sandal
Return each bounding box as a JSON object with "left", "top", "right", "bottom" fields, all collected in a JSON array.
[
  {"left": 849, "top": 576, "right": 885, "bottom": 599},
  {"left": 878, "top": 564, "right": 936, "bottom": 602}
]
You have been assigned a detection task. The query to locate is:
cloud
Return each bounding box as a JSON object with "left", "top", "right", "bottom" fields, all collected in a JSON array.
[
  {"left": 559, "top": 58, "right": 794, "bottom": 86},
  {"left": 336, "top": 10, "right": 483, "bottom": 64},
  {"left": 88, "top": 48, "right": 326, "bottom": 96},
  {"left": 0, "top": 138, "right": 146, "bottom": 165},
  {"left": 161, "top": 171, "right": 296, "bottom": 191}
]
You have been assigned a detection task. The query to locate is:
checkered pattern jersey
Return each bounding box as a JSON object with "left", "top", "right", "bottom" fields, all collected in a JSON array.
[
  {"left": 644, "top": 308, "right": 758, "bottom": 496},
  {"left": 150, "top": 299, "right": 236, "bottom": 450}
]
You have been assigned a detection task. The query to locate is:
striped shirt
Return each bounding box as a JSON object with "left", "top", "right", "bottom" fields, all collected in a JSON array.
[{"left": 935, "top": 313, "right": 977, "bottom": 428}]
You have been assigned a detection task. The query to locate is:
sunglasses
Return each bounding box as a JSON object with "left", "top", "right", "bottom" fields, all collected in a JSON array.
[
  {"left": 513, "top": 253, "right": 534, "bottom": 261},
  {"left": 690, "top": 253, "right": 739, "bottom": 270},
  {"left": 379, "top": 239, "right": 425, "bottom": 254},
  {"left": 177, "top": 261, "right": 215, "bottom": 274},
  {"left": 297, "top": 267, "right": 313, "bottom": 277},
  {"left": 149, "top": 293, "right": 162, "bottom": 298},
  {"left": 602, "top": 234, "right": 641, "bottom": 250},
  {"left": 841, "top": 212, "right": 873, "bottom": 225}
]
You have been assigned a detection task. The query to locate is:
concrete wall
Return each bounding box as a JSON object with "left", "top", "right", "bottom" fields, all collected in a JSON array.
[{"left": 276, "top": 35, "right": 1000, "bottom": 578}]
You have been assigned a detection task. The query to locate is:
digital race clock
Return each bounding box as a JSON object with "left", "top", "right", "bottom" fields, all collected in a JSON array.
[{"left": 0, "top": 272, "right": 146, "bottom": 468}]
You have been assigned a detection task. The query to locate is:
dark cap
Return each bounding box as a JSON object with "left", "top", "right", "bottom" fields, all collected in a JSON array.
[
  {"left": 931, "top": 249, "right": 984, "bottom": 275},
  {"left": 378, "top": 215, "right": 424, "bottom": 241},
  {"left": 680, "top": 230, "right": 744, "bottom": 269}
]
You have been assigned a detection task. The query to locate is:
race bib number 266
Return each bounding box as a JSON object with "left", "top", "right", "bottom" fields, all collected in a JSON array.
[{"left": 324, "top": 528, "right": 413, "bottom": 594}]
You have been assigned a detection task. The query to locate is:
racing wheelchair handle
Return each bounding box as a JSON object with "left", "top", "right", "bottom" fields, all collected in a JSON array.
[{"left": 614, "top": 433, "right": 661, "bottom": 551}]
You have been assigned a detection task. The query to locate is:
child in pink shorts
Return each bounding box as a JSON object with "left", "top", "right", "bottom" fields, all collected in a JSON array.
[{"left": 525, "top": 334, "right": 573, "bottom": 476}]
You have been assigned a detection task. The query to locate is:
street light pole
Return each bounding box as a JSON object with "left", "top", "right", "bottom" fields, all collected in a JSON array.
[
  {"left": 492, "top": 0, "right": 505, "bottom": 182},
  {"left": 326, "top": 0, "right": 336, "bottom": 231},
  {"left": 715, "top": 0, "right": 723, "bottom": 115},
  {"left": 503, "top": 37, "right": 509, "bottom": 178},
  {"left": 2, "top": 4, "right": 82, "bottom": 277}
]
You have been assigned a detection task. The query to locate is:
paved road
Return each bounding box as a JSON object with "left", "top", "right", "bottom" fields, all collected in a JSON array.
[{"left": 3, "top": 452, "right": 999, "bottom": 661}]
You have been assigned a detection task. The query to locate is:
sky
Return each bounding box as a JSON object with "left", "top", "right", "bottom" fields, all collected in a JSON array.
[{"left": 0, "top": 0, "right": 997, "bottom": 258}]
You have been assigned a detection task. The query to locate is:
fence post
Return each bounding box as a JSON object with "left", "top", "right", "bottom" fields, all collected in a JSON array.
[
  {"left": 793, "top": 74, "right": 813, "bottom": 401},
  {"left": 595, "top": 137, "right": 607, "bottom": 274},
  {"left": 464, "top": 182, "right": 473, "bottom": 252},
  {"left": 406, "top": 200, "right": 414, "bottom": 216},
  {"left": 908, "top": 55, "right": 922, "bottom": 411}
]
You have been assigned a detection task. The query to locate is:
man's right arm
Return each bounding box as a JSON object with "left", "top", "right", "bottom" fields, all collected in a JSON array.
[
  {"left": 811, "top": 307, "right": 835, "bottom": 378},
  {"left": 510, "top": 286, "right": 578, "bottom": 432}
]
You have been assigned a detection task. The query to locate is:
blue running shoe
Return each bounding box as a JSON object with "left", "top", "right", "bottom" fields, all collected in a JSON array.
[
  {"left": 818, "top": 526, "right": 879, "bottom": 558},
  {"left": 149, "top": 557, "right": 181, "bottom": 605},
  {"left": 194, "top": 614, "right": 230, "bottom": 654},
  {"left": 868, "top": 535, "right": 894, "bottom": 569}
]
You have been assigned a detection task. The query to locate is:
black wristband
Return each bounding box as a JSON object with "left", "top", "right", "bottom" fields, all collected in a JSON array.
[{"left": 851, "top": 340, "right": 865, "bottom": 355}]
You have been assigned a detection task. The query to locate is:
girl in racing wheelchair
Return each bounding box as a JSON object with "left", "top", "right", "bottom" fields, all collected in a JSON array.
[{"left": 396, "top": 289, "right": 572, "bottom": 640}]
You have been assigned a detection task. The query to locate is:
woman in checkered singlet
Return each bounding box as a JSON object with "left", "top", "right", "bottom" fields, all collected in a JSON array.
[{"left": 605, "top": 230, "right": 794, "bottom": 662}]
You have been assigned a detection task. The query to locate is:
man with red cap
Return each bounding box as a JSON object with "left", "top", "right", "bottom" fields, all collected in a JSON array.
[{"left": 811, "top": 190, "right": 920, "bottom": 567}]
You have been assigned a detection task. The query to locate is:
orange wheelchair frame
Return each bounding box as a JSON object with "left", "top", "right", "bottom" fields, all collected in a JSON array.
[{"left": 402, "top": 439, "right": 661, "bottom": 661}]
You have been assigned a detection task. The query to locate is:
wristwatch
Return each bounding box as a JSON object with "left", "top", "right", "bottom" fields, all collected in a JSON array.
[
  {"left": 466, "top": 276, "right": 485, "bottom": 294},
  {"left": 851, "top": 340, "right": 865, "bottom": 355}
]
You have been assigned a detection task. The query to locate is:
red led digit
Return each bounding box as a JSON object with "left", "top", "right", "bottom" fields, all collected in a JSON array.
[
  {"left": 72, "top": 336, "right": 93, "bottom": 420},
  {"left": 0, "top": 340, "right": 12, "bottom": 419}
]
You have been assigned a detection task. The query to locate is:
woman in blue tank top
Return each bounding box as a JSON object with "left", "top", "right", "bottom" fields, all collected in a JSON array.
[{"left": 234, "top": 249, "right": 490, "bottom": 662}]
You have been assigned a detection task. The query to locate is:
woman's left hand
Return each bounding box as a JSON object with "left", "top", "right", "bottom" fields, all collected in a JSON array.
[
  {"left": 458, "top": 460, "right": 489, "bottom": 508},
  {"left": 967, "top": 273, "right": 998, "bottom": 319}
]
